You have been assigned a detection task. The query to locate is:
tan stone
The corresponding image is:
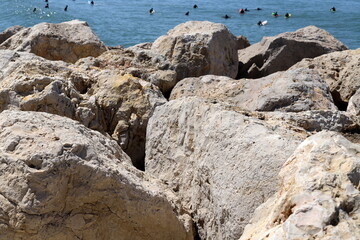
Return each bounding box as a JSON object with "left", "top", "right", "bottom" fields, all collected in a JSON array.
[
  {"left": 0, "top": 110, "right": 193, "bottom": 240},
  {"left": 0, "top": 20, "right": 107, "bottom": 63},
  {"left": 241, "top": 131, "right": 360, "bottom": 240},
  {"left": 238, "top": 26, "right": 348, "bottom": 79}
]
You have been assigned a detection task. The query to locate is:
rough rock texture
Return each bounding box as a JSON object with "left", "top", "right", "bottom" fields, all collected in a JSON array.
[
  {"left": 0, "top": 50, "right": 166, "bottom": 169},
  {"left": 238, "top": 26, "right": 348, "bottom": 79},
  {"left": 0, "top": 25, "right": 25, "bottom": 44},
  {"left": 240, "top": 131, "right": 360, "bottom": 240},
  {"left": 152, "top": 21, "right": 239, "bottom": 80},
  {"left": 291, "top": 48, "right": 360, "bottom": 109},
  {"left": 0, "top": 20, "right": 107, "bottom": 63},
  {"left": 348, "top": 88, "right": 360, "bottom": 115},
  {"left": 171, "top": 68, "right": 337, "bottom": 112},
  {"left": 145, "top": 97, "right": 306, "bottom": 239},
  {"left": 0, "top": 110, "right": 193, "bottom": 240},
  {"left": 236, "top": 35, "right": 250, "bottom": 50}
]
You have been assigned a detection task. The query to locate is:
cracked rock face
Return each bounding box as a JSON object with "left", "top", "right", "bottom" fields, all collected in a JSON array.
[
  {"left": 291, "top": 48, "right": 360, "bottom": 108},
  {"left": 0, "top": 20, "right": 107, "bottom": 63},
  {"left": 152, "top": 21, "right": 239, "bottom": 80},
  {"left": 240, "top": 131, "right": 360, "bottom": 240},
  {"left": 170, "top": 68, "right": 337, "bottom": 112},
  {"left": 0, "top": 110, "right": 193, "bottom": 240},
  {"left": 238, "top": 26, "right": 348, "bottom": 79},
  {"left": 145, "top": 97, "right": 306, "bottom": 239},
  {"left": 0, "top": 50, "right": 166, "bottom": 169}
]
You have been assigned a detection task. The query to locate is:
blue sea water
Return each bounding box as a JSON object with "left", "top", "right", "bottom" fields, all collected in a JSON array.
[{"left": 1, "top": 0, "right": 359, "bottom": 49}]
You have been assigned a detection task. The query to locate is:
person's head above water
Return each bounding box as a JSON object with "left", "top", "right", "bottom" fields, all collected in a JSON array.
[
  {"left": 193, "top": 4, "right": 198, "bottom": 9},
  {"left": 330, "top": 7, "right": 336, "bottom": 11}
]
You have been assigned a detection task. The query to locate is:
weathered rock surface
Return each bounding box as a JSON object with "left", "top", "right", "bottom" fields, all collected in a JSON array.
[
  {"left": 0, "top": 110, "right": 193, "bottom": 240},
  {"left": 0, "top": 25, "right": 25, "bottom": 44},
  {"left": 0, "top": 50, "right": 166, "bottom": 169},
  {"left": 0, "top": 20, "right": 107, "bottom": 63},
  {"left": 152, "top": 21, "right": 239, "bottom": 80},
  {"left": 240, "top": 131, "right": 360, "bottom": 240},
  {"left": 145, "top": 97, "right": 306, "bottom": 239},
  {"left": 171, "top": 68, "right": 337, "bottom": 112},
  {"left": 238, "top": 26, "right": 348, "bottom": 79},
  {"left": 291, "top": 48, "right": 360, "bottom": 109}
]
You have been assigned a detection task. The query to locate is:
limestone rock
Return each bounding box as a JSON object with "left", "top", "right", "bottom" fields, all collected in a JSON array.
[
  {"left": 348, "top": 88, "right": 360, "bottom": 115},
  {"left": 152, "top": 21, "right": 239, "bottom": 80},
  {"left": 0, "top": 110, "right": 193, "bottom": 240},
  {"left": 240, "top": 131, "right": 360, "bottom": 240},
  {"left": 238, "top": 26, "right": 348, "bottom": 79},
  {"left": 171, "top": 68, "right": 337, "bottom": 112},
  {"left": 236, "top": 35, "right": 250, "bottom": 50},
  {"left": 291, "top": 48, "right": 360, "bottom": 108},
  {"left": 0, "top": 20, "right": 107, "bottom": 63},
  {"left": 0, "top": 25, "right": 25, "bottom": 44},
  {"left": 0, "top": 50, "right": 166, "bottom": 169},
  {"left": 145, "top": 97, "right": 306, "bottom": 239}
]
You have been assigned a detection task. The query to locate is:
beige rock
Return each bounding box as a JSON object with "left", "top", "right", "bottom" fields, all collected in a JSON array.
[
  {"left": 145, "top": 97, "right": 306, "bottom": 239},
  {"left": 152, "top": 21, "right": 239, "bottom": 80},
  {"left": 0, "top": 50, "right": 166, "bottom": 169},
  {"left": 240, "top": 131, "right": 360, "bottom": 240},
  {"left": 238, "top": 26, "right": 348, "bottom": 79},
  {"left": 171, "top": 68, "right": 337, "bottom": 112},
  {"left": 236, "top": 35, "right": 250, "bottom": 50},
  {"left": 0, "top": 20, "right": 107, "bottom": 63},
  {"left": 291, "top": 48, "right": 360, "bottom": 108},
  {"left": 0, "top": 25, "right": 25, "bottom": 44},
  {"left": 0, "top": 110, "right": 193, "bottom": 240}
]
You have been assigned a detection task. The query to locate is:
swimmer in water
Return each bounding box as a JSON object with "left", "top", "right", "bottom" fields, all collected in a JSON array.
[
  {"left": 272, "top": 11, "right": 279, "bottom": 17},
  {"left": 64, "top": 5, "right": 68, "bottom": 11},
  {"left": 245, "top": 8, "right": 249, "bottom": 11},
  {"left": 185, "top": 11, "right": 189, "bottom": 16},
  {"left": 45, "top": 3, "right": 49, "bottom": 8},
  {"left": 256, "top": 8, "right": 262, "bottom": 10},
  {"left": 193, "top": 4, "right": 198, "bottom": 9},
  {"left": 330, "top": 7, "right": 336, "bottom": 12},
  {"left": 149, "top": 8, "right": 155, "bottom": 14},
  {"left": 257, "top": 21, "right": 262, "bottom": 26},
  {"left": 45, "top": 0, "right": 48, "bottom": 2},
  {"left": 33, "top": 8, "right": 37, "bottom": 13},
  {"left": 285, "top": 13, "right": 291, "bottom": 18},
  {"left": 223, "top": 14, "right": 230, "bottom": 19},
  {"left": 90, "top": 1, "right": 94, "bottom": 5},
  {"left": 239, "top": 8, "right": 245, "bottom": 14}
]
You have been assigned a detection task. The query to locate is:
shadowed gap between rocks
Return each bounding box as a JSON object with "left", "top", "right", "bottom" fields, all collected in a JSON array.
[{"left": 331, "top": 90, "right": 348, "bottom": 111}]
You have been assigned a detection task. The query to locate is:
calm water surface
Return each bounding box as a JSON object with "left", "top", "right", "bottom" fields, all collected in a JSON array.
[{"left": 1, "top": 0, "right": 359, "bottom": 48}]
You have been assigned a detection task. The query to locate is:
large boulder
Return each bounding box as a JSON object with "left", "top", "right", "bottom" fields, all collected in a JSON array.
[
  {"left": 291, "top": 48, "right": 360, "bottom": 110},
  {"left": 145, "top": 97, "right": 306, "bottom": 239},
  {"left": 0, "top": 110, "right": 193, "bottom": 240},
  {"left": 0, "top": 25, "right": 25, "bottom": 44},
  {"left": 171, "top": 68, "right": 337, "bottom": 112},
  {"left": 238, "top": 26, "right": 348, "bottom": 79},
  {"left": 151, "top": 21, "right": 239, "bottom": 80},
  {"left": 0, "top": 50, "right": 166, "bottom": 169},
  {"left": 241, "top": 131, "right": 360, "bottom": 240},
  {"left": 0, "top": 20, "right": 107, "bottom": 63}
]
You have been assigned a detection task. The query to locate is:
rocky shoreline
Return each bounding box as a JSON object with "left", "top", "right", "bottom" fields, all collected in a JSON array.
[{"left": 0, "top": 19, "right": 359, "bottom": 239}]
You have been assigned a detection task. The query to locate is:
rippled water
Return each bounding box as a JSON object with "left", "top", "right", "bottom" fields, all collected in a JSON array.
[{"left": 1, "top": 0, "right": 359, "bottom": 48}]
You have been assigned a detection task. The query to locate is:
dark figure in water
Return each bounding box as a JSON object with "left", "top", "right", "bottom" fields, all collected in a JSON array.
[
  {"left": 193, "top": 4, "right": 198, "bottom": 9},
  {"left": 257, "top": 21, "right": 262, "bottom": 26},
  {"left": 33, "top": 8, "right": 37, "bottom": 13},
  {"left": 239, "top": 8, "right": 245, "bottom": 14},
  {"left": 245, "top": 8, "right": 249, "bottom": 11},
  {"left": 90, "top": 1, "right": 94, "bottom": 5},
  {"left": 185, "top": 11, "right": 189, "bottom": 16},
  {"left": 223, "top": 14, "right": 230, "bottom": 19},
  {"left": 285, "top": 13, "right": 290, "bottom": 18},
  {"left": 256, "top": 8, "right": 262, "bottom": 10},
  {"left": 45, "top": 0, "right": 48, "bottom": 2},
  {"left": 45, "top": 3, "right": 49, "bottom": 8},
  {"left": 64, "top": 5, "right": 68, "bottom": 11},
  {"left": 330, "top": 7, "right": 336, "bottom": 12},
  {"left": 149, "top": 8, "right": 155, "bottom": 14},
  {"left": 272, "top": 11, "right": 279, "bottom": 17}
]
